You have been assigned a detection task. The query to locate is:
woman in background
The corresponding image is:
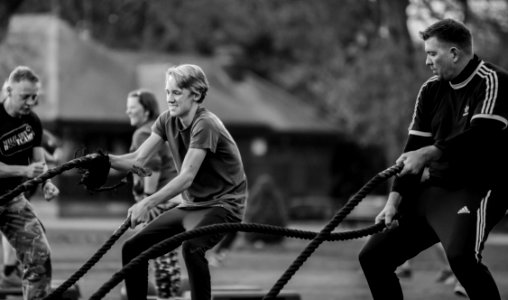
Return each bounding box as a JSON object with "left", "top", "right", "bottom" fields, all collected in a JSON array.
[{"left": 125, "top": 89, "right": 182, "bottom": 299}]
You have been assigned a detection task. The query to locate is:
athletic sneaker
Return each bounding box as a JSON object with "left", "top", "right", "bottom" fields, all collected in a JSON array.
[
  {"left": 454, "top": 282, "right": 468, "bottom": 298},
  {"left": 0, "top": 271, "right": 22, "bottom": 288}
]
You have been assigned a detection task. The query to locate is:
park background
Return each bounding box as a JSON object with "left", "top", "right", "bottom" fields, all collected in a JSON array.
[{"left": 1, "top": 0, "right": 508, "bottom": 299}]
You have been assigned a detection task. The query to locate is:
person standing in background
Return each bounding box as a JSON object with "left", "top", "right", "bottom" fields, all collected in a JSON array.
[{"left": 125, "top": 89, "right": 182, "bottom": 299}]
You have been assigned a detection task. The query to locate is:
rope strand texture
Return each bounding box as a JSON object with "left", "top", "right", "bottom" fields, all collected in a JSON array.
[
  {"left": 43, "top": 218, "right": 131, "bottom": 300},
  {"left": 263, "top": 163, "right": 402, "bottom": 299},
  {"left": 0, "top": 154, "right": 101, "bottom": 204},
  {"left": 89, "top": 221, "right": 386, "bottom": 300},
  {"left": 88, "top": 163, "right": 401, "bottom": 300}
]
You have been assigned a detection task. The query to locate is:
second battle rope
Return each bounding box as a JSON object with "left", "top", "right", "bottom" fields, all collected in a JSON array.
[
  {"left": 88, "top": 222, "right": 386, "bottom": 300},
  {"left": 87, "top": 163, "right": 401, "bottom": 300},
  {"left": 263, "top": 163, "right": 402, "bottom": 299}
]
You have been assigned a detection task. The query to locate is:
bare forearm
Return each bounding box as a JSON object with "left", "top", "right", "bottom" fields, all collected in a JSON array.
[
  {"left": 142, "top": 173, "right": 192, "bottom": 210},
  {"left": 386, "top": 191, "right": 402, "bottom": 208},
  {"left": 109, "top": 152, "right": 138, "bottom": 172},
  {"left": 0, "top": 164, "right": 28, "bottom": 178},
  {"left": 417, "top": 145, "right": 442, "bottom": 163}
]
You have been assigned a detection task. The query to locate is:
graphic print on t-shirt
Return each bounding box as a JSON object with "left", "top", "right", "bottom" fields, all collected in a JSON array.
[{"left": 0, "top": 124, "right": 36, "bottom": 157}]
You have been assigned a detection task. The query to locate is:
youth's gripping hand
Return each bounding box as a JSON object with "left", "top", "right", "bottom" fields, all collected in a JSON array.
[
  {"left": 79, "top": 150, "right": 111, "bottom": 191},
  {"left": 127, "top": 200, "right": 150, "bottom": 229},
  {"left": 375, "top": 193, "right": 401, "bottom": 229}
]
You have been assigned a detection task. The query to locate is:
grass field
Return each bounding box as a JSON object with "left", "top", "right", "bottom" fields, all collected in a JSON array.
[{"left": 35, "top": 220, "right": 508, "bottom": 300}]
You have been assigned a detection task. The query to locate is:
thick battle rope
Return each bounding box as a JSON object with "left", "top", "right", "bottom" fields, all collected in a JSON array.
[
  {"left": 43, "top": 218, "right": 131, "bottom": 300},
  {"left": 0, "top": 154, "right": 102, "bottom": 204},
  {"left": 88, "top": 221, "right": 386, "bottom": 300},
  {"left": 87, "top": 163, "right": 401, "bottom": 300},
  {"left": 263, "top": 163, "right": 402, "bottom": 299}
]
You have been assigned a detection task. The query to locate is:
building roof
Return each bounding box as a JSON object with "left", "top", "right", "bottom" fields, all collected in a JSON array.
[{"left": 2, "top": 14, "right": 338, "bottom": 133}]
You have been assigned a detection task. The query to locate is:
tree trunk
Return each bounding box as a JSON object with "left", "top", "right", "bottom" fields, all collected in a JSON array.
[
  {"left": 379, "top": 0, "right": 415, "bottom": 70},
  {"left": 0, "top": 1, "right": 25, "bottom": 43}
]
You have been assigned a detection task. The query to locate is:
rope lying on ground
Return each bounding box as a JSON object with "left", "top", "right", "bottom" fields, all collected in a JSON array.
[
  {"left": 88, "top": 221, "right": 386, "bottom": 300},
  {"left": 86, "top": 163, "right": 401, "bottom": 300}
]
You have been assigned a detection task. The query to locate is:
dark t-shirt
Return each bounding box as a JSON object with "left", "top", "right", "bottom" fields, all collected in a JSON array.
[
  {"left": 153, "top": 107, "right": 247, "bottom": 219},
  {"left": 0, "top": 103, "right": 42, "bottom": 195}
]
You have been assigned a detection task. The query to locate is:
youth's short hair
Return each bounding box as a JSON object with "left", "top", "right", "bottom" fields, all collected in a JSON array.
[
  {"left": 420, "top": 19, "right": 473, "bottom": 54},
  {"left": 166, "top": 64, "right": 209, "bottom": 103},
  {"left": 8, "top": 66, "right": 40, "bottom": 85},
  {"left": 128, "top": 89, "right": 160, "bottom": 121}
]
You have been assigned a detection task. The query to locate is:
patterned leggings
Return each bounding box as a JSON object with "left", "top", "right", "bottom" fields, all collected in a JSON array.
[
  {"left": 148, "top": 204, "right": 182, "bottom": 298},
  {"left": 154, "top": 250, "right": 181, "bottom": 298}
]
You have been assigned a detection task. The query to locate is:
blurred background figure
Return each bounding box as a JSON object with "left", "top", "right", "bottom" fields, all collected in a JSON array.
[
  {"left": 125, "top": 89, "right": 182, "bottom": 299},
  {"left": 243, "top": 174, "right": 287, "bottom": 248},
  {"left": 208, "top": 232, "right": 238, "bottom": 268}
]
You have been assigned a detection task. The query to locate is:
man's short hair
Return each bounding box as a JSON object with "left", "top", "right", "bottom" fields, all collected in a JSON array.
[
  {"left": 8, "top": 66, "right": 40, "bottom": 85},
  {"left": 166, "top": 64, "right": 209, "bottom": 103},
  {"left": 420, "top": 18, "right": 473, "bottom": 54}
]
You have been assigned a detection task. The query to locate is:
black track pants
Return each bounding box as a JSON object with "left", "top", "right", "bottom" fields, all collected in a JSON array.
[
  {"left": 122, "top": 206, "right": 238, "bottom": 300},
  {"left": 359, "top": 185, "right": 507, "bottom": 300}
]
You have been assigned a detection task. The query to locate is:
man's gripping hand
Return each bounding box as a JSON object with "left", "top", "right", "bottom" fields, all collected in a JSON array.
[
  {"left": 79, "top": 150, "right": 111, "bottom": 191},
  {"left": 375, "top": 192, "right": 402, "bottom": 229},
  {"left": 43, "top": 180, "right": 60, "bottom": 201}
]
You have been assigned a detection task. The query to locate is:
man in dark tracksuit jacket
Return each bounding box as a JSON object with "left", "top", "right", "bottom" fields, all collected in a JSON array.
[{"left": 359, "top": 19, "right": 508, "bottom": 300}]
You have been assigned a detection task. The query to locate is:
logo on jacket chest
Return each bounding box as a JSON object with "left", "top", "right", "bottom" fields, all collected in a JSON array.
[{"left": 462, "top": 104, "right": 469, "bottom": 117}]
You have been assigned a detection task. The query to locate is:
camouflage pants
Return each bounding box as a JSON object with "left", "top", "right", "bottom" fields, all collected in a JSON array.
[{"left": 0, "top": 194, "right": 51, "bottom": 300}]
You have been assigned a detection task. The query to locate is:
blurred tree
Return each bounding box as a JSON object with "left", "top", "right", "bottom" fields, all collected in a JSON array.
[
  {"left": 0, "top": 0, "right": 25, "bottom": 43},
  {"left": 9, "top": 0, "right": 508, "bottom": 171}
]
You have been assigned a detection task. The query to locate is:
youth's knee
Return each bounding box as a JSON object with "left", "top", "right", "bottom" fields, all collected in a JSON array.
[
  {"left": 122, "top": 237, "right": 143, "bottom": 263},
  {"left": 181, "top": 240, "right": 207, "bottom": 260},
  {"left": 359, "top": 244, "right": 382, "bottom": 271}
]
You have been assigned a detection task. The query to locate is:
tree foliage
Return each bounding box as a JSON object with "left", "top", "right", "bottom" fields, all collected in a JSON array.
[{"left": 4, "top": 0, "right": 507, "bottom": 164}]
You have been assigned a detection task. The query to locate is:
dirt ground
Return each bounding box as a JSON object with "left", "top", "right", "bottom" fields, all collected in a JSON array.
[{"left": 37, "top": 221, "right": 508, "bottom": 300}]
